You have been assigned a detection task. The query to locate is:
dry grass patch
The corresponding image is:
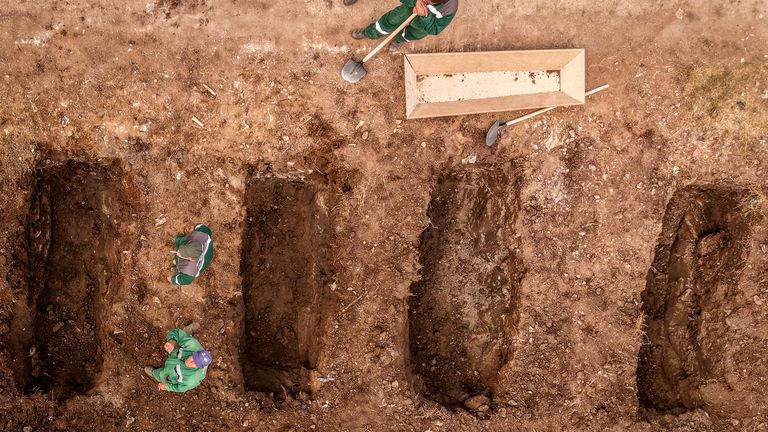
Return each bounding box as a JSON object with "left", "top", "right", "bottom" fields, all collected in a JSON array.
[{"left": 684, "top": 61, "right": 768, "bottom": 140}]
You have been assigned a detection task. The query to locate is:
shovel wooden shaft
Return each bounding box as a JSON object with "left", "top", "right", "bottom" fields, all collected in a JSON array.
[
  {"left": 362, "top": 13, "right": 417, "bottom": 63},
  {"left": 503, "top": 106, "right": 557, "bottom": 127},
  {"left": 504, "top": 84, "right": 610, "bottom": 127}
]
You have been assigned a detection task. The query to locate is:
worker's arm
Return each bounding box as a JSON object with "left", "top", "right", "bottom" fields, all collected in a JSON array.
[
  {"left": 166, "top": 328, "right": 191, "bottom": 345},
  {"left": 400, "top": 0, "right": 417, "bottom": 7},
  {"left": 165, "top": 369, "right": 206, "bottom": 393},
  {"left": 166, "top": 328, "right": 183, "bottom": 345},
  {"left": 165, "top": 381, "right": 191, "bottom": 393},
  {"left": 167, "top": 329, "right": 205, "bottom": 352},
  {"left": 174, "top": 234, "right": 187, "bottom": 249},
  {"left": 165, "top": 383, "right": 183, "bottom": 393},
  {"left": 414, "top": 10, "right": 455, "bottom": 35}
]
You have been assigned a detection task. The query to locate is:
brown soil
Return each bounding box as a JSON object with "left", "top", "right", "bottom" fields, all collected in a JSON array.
[
  {"left": 637, "top": 186, "right": 752, "bottom": 416},
  {"left": 6, "top": 159, "right": 137, "bottom": 401},
  {"left": 408, "top": 164, "right": 524, "bottom": 410},
  {"left": 240, "top": 175, "right": 336, "bottom": 397},
  {"left": 1, "top": 0, "right": 767, "bottom": 431}
]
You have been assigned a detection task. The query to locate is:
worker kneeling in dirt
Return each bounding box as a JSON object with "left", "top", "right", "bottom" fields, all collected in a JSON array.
[
  {"left": 145, "top": 325, "right": 211, "bottom": 392},
  {"left": 166, "top": 223, "right": 214, "bottom": 286},
  {"left": 350, "top": 0, "right": 458, "bottom": 52}
]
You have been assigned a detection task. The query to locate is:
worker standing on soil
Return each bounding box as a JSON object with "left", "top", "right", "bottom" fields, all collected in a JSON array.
[
  {"left": 349, "top": 0, "right": 458, "bottom": 52},
  {"left": 166, "top": 223, "right": 214, "bottom": 286},
  {"left": 144, "top": 324, "right": 212, "bottom": 393}
]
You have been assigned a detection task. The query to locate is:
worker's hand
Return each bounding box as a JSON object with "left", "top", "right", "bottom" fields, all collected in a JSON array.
[
  {"left": 157, "top": 382, "right": 167, "bottom": 391},
  {"left": 413, "top": 0, "right": 428, "bottom": 16},
  {"left": 171, "top": 250, "right": 192, "bottom": 261},
  {"left": 163, "top": 341, "right": 176, "bottom": 353},
  {"left": 188, "top": 225, "right": 195, "bottom": 232}
]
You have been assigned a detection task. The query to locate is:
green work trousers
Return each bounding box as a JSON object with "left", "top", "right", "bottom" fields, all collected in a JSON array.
[{"left": 363, "top": 5, "right": 430, "bottom": 43}]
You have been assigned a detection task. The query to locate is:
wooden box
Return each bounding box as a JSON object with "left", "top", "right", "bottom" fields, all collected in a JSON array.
[{"left": 404, "top": 49, "right": 585, "bottom": 119}]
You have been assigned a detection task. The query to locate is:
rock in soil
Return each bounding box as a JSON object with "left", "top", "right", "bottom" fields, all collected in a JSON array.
[{"left": 463, "top": 395, "right": 490, "bottom": 411}]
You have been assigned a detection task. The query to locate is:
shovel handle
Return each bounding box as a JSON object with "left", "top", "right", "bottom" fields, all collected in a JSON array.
[
  {"left": 503, "top": 106, "right": 557, "bottom": 127},
  {"left": 362, "top": 13, "right": 417, "bottom": 63},
  {"left": 504, "top": 84, "right": 610, "bottom": 127}
]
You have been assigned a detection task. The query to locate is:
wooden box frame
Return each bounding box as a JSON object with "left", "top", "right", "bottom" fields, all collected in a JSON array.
[{"left": 404, "top": 49, "right": 585, "bottom": 119}]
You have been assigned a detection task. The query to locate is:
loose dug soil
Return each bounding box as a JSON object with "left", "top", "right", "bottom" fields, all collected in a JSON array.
[
  {"left": 637, "top": 186, "right": 752, "bottom": 415},
  {"left": 408, "top": 164, "right": 525, "bottom": 410},
  {"left": 8, "top": 160, "right": 135, "bottom": 400},
  {"left": 240, "top": 175, "right": 335, "bottom": 397}
]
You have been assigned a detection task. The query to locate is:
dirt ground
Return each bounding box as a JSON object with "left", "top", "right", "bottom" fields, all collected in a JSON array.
[{"left": 1, "top": 0, "right": 767, "bottom": 431}]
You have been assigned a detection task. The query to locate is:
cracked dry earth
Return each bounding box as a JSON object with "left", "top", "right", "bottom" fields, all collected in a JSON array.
[{"left": 1, "top": 0, "right": 768, "bottom": 431}]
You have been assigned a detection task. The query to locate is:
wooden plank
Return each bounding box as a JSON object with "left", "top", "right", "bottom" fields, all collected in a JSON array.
[
  {"left": 405, "top": 49, "right": 583, "bottom": 75},
  {"left": 560, "top": 50, "right": 585, "bottom": 103},
  {"left": 407, "top": 92, "right": 582, "bottom": 119},
  {"left": 404, "top": 56, "right": 418, "bottom": 119}
]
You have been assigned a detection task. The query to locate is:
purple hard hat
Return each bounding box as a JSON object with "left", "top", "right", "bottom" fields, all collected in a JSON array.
[{"left": 192, "top": 350, "right": 212, "bottom": 368}]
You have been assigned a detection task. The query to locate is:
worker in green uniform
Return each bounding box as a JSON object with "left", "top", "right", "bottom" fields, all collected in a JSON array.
[
  {"left": 166, "top": 223, "right": 214, "bottom": 286},
  {"left": 144, "top": 325, "right": 212, "bottom": 393},
  {"left": 350, "top": 0, "right": 458, "bottom": 52}
]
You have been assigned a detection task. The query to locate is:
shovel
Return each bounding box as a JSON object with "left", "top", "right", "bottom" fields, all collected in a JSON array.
[
  {"left": 342, "top": 13, "right": 417, "bottom": 84},
  {"left": 485, "top": 84, "right": 610, "bottom": 146}
]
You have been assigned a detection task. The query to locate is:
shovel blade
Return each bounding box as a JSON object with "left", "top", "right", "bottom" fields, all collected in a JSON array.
[
  {"left": 485, "top": 121, "right": 502, "bottom": 146},
  {"left": 341, "top": 59, "right": 367, "bottom": 83}
]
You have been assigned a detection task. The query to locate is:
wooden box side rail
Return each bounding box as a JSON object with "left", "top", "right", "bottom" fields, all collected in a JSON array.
[
  {"left": 560, "top": 50, "right": 585, "bottom": 103},
  {"left": 404, "top": 56, "right": 419, "bottom": 120},
  {"left": 404, "top": 49, "right": 584, "bottom": 75},
  {"left": 407, "top": 92, "right": 582, "bottom": 119}
]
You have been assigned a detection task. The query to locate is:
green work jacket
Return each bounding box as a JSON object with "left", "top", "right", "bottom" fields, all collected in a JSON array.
[
  {"left": 151, "top": 328, "right": 208, "bottom": 393},
  {"left": 171, "top": 224, "right": 214, "bottom": 286},
  {"left": 402, "top": 0, "right": 458, "bottom": 37}
]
